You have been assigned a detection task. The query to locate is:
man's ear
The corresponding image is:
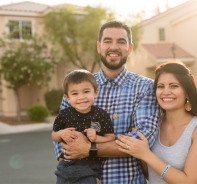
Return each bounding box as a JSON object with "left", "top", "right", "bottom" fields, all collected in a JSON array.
[
  {"left": 97, "top": 41, "right": 101, "bottom": 54},
  {"left": 128, "top": 43, "right": 133, "bottom": 54}
]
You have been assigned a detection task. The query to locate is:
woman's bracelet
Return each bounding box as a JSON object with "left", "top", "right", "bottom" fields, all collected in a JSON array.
[{"left": 161, "top": 164, "right": 171, "bottom": 179}]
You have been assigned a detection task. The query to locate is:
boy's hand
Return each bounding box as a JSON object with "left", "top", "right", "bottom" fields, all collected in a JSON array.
[
  {"left": 84, "top": 128, "right": 96, "bottom": 142},
  {"left": 60, "top": 128, "right": 78, "bottom": 142}
]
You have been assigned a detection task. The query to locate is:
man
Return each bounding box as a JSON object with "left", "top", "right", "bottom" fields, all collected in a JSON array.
[{"left": 54, "top": 20, "right": 160, "bottom": 184}]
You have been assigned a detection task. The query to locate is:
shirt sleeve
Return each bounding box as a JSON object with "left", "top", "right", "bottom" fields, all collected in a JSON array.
[
  {"left": 127, "top": 80, "right": 160, "bottom": 149},
  {"left": 60, "top": 96, "right": 70, "bottom": 110},
  {"left": 53, "top": 141, "right": 62, "bottom": 160}
]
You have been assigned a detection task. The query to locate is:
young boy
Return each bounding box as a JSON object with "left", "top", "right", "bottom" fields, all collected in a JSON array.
[{"left": 52, "top": 69, "right": 115, "bottom": 184}]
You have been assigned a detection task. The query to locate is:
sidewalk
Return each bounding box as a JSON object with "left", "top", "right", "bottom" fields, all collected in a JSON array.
[{"left": 0, "top": 116, "right": 55, "bottom": 135}]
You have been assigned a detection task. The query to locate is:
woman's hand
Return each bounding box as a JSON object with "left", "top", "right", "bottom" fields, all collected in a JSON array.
[{"left": 115, "top": 131, "right": 151, "bottom": 160}]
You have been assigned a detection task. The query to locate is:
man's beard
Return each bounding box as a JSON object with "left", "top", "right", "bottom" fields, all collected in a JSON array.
[{"left": 100, "top": 54, "right": 127, "bottom": 70}]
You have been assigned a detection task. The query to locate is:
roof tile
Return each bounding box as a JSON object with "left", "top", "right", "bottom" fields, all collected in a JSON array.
[
  {"left": 0, "top": 1, "right": 49, "bottom": 13},
  {"left": 141, "top": 43, "right": 194, "bottom": 59}
]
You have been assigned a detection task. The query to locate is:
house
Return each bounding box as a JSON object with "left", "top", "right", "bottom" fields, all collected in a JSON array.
[
  {"left": 0, "top": 1, "right": 85, "bottom": 116},
  {"left": 0, "top": 0, "right": 196, "bottom": 116},
  {"left": 127, "top": 0, "right": 197, "bottom": 79}
]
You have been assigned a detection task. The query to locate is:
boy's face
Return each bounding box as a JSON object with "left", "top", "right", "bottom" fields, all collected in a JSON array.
[{"left": 65, "top": 81, "right": 98, "bottom": 114}]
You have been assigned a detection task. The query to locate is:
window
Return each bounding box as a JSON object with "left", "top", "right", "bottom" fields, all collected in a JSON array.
[
  {"left": 8, "top": 20, "right": 32, "bottom": 39},
  {"left": 159, "top": 28, "right": 165, "bottom": 41}
]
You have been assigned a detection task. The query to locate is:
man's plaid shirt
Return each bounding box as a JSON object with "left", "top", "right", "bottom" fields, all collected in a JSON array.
[{"left": 54, "top": 67, "right": 160, "bottom": 184}]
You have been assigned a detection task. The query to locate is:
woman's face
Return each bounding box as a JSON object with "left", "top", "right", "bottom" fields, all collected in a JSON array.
[{"left": 156, "top": 73, "right": 187, "bottom": 112}]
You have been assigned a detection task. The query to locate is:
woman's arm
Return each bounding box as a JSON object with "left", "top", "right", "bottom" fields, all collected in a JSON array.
[
  {"left": 116, "top": 130, "right": 197, "bottom": 184},
  {"left": 139, "top": 160, "right": 148, "bottom": 180}
]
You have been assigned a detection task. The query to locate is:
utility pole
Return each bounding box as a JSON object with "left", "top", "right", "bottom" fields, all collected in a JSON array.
[{"left": 171, "top": 43, "right": 176, "bottom": 59}]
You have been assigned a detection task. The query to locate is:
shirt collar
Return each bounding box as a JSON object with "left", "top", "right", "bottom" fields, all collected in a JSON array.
[{"left": 99, "top": 67, "right": 128, "bottom": 86}]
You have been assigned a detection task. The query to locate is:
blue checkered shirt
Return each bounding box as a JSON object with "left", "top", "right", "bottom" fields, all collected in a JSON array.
[{"left": 53, "top": 67, "right": 160, "bottom": 184}]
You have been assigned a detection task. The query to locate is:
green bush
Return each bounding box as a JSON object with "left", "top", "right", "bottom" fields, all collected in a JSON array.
[
  {"left": 44, "top": 89, "right": 63, "bottom": 114},
  {"left": 27, "top": 105, "right": 49, "bottom": 122}
]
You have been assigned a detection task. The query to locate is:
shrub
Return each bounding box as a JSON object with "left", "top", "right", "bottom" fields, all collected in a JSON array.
[
  {"left": 44, "top": 89, "right": 63, "bottom": 114},
  {"left": 27, "top": 105, "right": 49, "bottom": 122}
]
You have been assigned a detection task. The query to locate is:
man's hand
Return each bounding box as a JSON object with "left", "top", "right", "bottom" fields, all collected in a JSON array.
[{"left": 61, "top": 131, "right": 91, "bottom": 160}]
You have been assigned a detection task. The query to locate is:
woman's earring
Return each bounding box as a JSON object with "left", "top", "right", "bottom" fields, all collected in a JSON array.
[{"left": 185, "top": 99, "right": 192, "bottom": 111}]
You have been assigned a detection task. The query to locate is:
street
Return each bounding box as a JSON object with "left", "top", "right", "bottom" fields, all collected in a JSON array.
[{"left": 0, "top": 130, "right": 57, "bottom": 184}]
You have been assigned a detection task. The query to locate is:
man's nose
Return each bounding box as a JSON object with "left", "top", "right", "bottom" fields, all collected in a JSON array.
[{"left": 109, "top": 42, "right": 119, "bottom": 49}]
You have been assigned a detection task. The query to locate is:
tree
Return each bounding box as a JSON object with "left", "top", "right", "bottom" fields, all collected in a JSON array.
[
  {"left": 123, "top": 12, "right": 144, "bottom": 51},
  {"left": 0, "top": 37, "right": 54, "bottom": 122},
  {"left": 130, "top": 14, "right": 143, "bottom": 51},
  {"left": 43, "top": 5, "right": 143, "bottom": 72},
  {"left": 42, "top": 5, "right": 115, "bottom": 73}
]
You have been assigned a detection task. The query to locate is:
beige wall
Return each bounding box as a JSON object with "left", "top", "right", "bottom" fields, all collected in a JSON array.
[
  {"left": 129, "top": 0, "right": 197, "bottom": 79},
  {"left": 0, "top": 11, "right": 47, "bottom": 116},
  {"left": 1, "top": 83, "right": 16, "bottom": 116}
]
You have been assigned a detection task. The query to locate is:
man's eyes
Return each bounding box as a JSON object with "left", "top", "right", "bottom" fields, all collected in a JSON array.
[
  {"left": 103, "top": 40, "right": 126, "bottom": 44},
  {"left": 104, "top": 40, "right": 111, "bottom": 43},
  {"left": 118, "top": 40, "right": 126, "bottom": 44}
]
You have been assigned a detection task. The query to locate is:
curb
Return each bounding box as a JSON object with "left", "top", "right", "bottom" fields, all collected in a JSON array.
[
  {"left": 0, "top": 116, "right": 55, "bottom": 135},
  {"left": 0, "top": 122, "right": 53, "bottom": 135}
]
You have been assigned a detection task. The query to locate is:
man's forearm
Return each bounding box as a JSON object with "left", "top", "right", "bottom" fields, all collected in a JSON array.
[
  {"left": 97, "top": 140, "right": 129, "bottom": 157},
  {"left": 62, "top": 132, "right": 129, "bottom": 160}
]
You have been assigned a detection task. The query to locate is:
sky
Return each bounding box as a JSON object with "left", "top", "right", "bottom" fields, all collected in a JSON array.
[{"left": 0, "top": 0, "right": 188, "bottom": 19}]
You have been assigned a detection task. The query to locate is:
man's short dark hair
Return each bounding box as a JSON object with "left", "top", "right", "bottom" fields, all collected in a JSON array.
[{"left": 98, "top": 20, "right": 132, "bottom": 44}]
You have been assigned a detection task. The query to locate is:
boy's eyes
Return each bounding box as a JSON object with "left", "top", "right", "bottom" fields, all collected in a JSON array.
[
  {"left": 84, "top": 90, "right": 90, "bottom": 93},
  {"left": 70, "top": 91, "right": 90, "bottom": 95},
  {"left": 71, "top": 93, "right": 77, "bottom": 95}
]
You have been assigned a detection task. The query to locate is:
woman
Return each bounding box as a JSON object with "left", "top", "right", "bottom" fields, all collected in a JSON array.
[{"left": 116, "top": 60, "right": 197, "bottom": 184}]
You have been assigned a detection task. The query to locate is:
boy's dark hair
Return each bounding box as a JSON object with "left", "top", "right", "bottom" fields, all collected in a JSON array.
[
  {"left": 154, "top": 60, "right": 197, "bottom": 116},
  {"left": 98, "top": 20, "right": 132, "bottom": 44},
  {"left": 63, "top": 69, "right": 98, "bottom": 95}
]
